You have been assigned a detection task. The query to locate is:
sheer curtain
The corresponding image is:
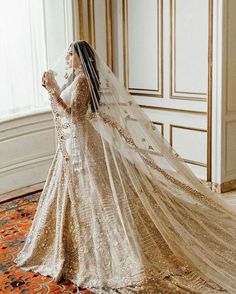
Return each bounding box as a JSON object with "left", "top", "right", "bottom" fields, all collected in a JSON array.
[{"left": 0, "top": 0, "right": 72, "bottom": 120}]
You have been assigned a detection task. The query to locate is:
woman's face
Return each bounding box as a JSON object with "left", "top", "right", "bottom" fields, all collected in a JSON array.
[{"left": 65, "top": 46, "right": 81, "bottom": 68}]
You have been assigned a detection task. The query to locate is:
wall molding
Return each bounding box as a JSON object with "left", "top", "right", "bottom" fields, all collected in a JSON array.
[
  {"left": 170, "top": 124, "right": 207, "bottom": 168},
  {"left": 87, "top": 0, "right": 96, "bottom": 47},
  {"left": 140, "top": 104, "right": 207, "bottom": 115},
  {"left": 86, "top": 0, "right": 113, "bottom": 69},
  {"left": 122, "top": 0, "right": 163, "bottom": 97},
  {"left": 169, "top": 0, "right": 211, "bottom": 102},
  {"left": 211, "top": 179, "right": 236, "bottom": 193},
  {"left": 225, "top": 119, "right": 236, "bottom": 175},
  {"left": 78, "top": 0, "right": 85, "bottom": 40},
  {"left": 225, "top": 0, "right": 236, "bottom": 114},
  {"left": 0, "top": 111, "right": 56, "bottom": 194}
]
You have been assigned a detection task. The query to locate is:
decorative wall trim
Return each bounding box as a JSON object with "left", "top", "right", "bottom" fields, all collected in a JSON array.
[
  {"left": 225, "top": 0, "right": 236, "bottom": 114},
  {"left": 140, "top": 104, "right": 207, "bottom": 115},
  {"left": 0, "top": 125, "right": 54, "bottom": 143},
  {"left": 0, "top": 111, "right": 56, "bottom": 194},
  {"left": 211, "top": 179, "right": 236, "bottom": 193},
  {"left": 0, "top": 154, "right": 54, "bottom": 174},
  {"left": 207, "top": 0, "right": 213, "bottom": 182},
  {"left": 0, "top": 184, "right": 44, "bottom": 204},
  {"left": 87, "top": 0, "right": 113, "bottom": 69},
  {"left": 169, "top": 0, "right": 210, "bottom": 101},
  {"left": 122, "top": 0, "right": 163, "bottom": 97},
  {"left": 87, "top": 0, "right": 96, "bottom": 47},
  {"left": 78, "top": 0, "right": 85, "bottom": 40},
  {"left": 0, "top": 117, "right": 52, "bottom": 134},
  {"left": 225, "top": 120, "right": 236, "bottom": 175},
  {"left": 170, "top": 124, "right": 207, "bottom": 168},
  {"left": 105, "top": 0, "right": 113, "bottom": 69}
]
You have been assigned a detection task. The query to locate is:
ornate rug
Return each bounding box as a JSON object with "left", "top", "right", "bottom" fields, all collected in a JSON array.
[{"left": 0, "top": 192, "right": 92, "bottom": 294}]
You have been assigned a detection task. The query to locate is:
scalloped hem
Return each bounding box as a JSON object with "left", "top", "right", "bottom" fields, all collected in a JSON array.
[{"left": 13, "top": 257, "right": 226, "bottom": 294}]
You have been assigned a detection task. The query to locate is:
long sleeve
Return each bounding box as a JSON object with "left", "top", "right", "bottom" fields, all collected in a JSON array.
[
  {"left": 70, "top": 75, "right": 91, "bottom": 122},
  {"left": 48, "top": 85, "right": 71, "bottom": 116}
]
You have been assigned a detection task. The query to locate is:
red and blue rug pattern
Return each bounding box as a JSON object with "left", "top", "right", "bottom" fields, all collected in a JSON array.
[{"left": 0, "top": 192, "right": 88, "bottom": 293}]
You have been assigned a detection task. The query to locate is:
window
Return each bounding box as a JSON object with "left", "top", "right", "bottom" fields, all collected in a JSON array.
[{"left": 0, "top": 0, "right": 74, "bottom": 119}]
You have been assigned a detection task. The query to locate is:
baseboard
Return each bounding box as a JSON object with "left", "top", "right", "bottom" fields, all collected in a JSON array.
[
  {"left": 211, "top": 179, "right": 236, "bottom": 193},
  {"left": 0, "top": 182, "right": 44, "bottom": 203}
]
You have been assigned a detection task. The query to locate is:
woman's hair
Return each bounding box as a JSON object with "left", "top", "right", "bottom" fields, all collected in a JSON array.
[{"left": 72, "top": 40, "right": 101, "bottom": 112}]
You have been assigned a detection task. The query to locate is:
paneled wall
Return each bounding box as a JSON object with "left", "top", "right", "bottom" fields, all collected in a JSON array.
[
  {"left": 0, "top": 112, "right": 56, "bottom": 194},
  {"left": 2, "top": 0, "right": 234, "bottom": 195},
  {"left": 213, "top": 0, "right": 236, "bottom": 191},
  {"left": 79, "top": 0, "right": 212, "bottom": 180},
  {"left": 223, "top": 0, "right": 236, "bottom": 189},
  {"left": 121, "top": 0, "right": 211, "bottom": 180}
]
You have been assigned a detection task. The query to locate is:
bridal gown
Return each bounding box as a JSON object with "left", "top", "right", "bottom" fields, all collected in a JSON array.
[{"left": 14, "top": 72, "right": 227, "bottom": 294}]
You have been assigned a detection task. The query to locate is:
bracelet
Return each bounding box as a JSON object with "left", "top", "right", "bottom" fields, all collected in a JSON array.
[
  {"left": 48, "top": 86, "right": 60, "bottom": 97},
  {"left": 55, "top": 95, "right": 70, "bottom": 113},
  {"left": 48, "top": 87, "right": 70, "bottom": 114}
]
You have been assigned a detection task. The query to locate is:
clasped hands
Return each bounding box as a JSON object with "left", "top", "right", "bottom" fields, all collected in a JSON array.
[{"left": 42, "top": 70, "right": 60, "bottom": 97}]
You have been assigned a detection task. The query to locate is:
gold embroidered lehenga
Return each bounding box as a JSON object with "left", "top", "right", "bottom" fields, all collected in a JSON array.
[{"left": 14, "top": 41, "right": 236, "bottom": 294}]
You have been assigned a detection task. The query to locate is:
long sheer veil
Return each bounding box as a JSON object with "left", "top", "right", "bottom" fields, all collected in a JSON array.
[{"left": 49, "top": 40, "right": 236, "bottom": 293}]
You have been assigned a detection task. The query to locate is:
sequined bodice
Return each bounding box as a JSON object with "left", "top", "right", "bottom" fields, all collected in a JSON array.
[
  {"left": 60, "top": 73, "right": 91, "bottom": 120},
  {"left": 48, "top": 73, "right": 91, "bottom": 161}
]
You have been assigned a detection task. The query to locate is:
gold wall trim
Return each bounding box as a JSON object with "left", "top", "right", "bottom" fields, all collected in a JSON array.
[
  {"left": 78, "top": 0, "right": 84, "bottom": 40},
  {"left": 212, "top": 179, "right": 236, "bottom": 193},
  {"left": 87, "top": 0, "right": 96, "bottom": 47},
  {"left": 207, "top": 0, "right": 213, "bottom": 182},
  {"left": 184, "top": 159, "right": 207, "bottom": 168},
  {"left": 225, "top": 120, "right": 236, "bottom": 175},
  {"left": 140, "top": 104, "right": 207, "bottom": 115},
  {"left": 225, "top": 1, "right": 236, "bottom": 114},
  {"left": 131, "top": 91, "right": 163, "bottom": 97},
  {"left": 105, "top": 0, "right": 113, "bottom": 69},
  {"left": 169, "top": 0, "right": 209, "bottom": 101},
  {"left": 122, "top": 0, "right": 128, "bottom": 87},
  {"left": 170, "top": 124, "right": 207, "bottom": 168},
  {"left": 122, "top": 0, "right": 163, "bottom": 97},
  {"left": 87, "top": 0, "right": 113, "bottom": 69}
]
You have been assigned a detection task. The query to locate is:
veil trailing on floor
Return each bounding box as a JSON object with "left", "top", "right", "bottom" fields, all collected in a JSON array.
[{"left": 48, "top": 40, "right": 236, "bottom": 293}]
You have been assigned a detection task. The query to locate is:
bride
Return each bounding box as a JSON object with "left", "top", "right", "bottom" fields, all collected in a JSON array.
[{"left": 14, "top": 40, "right": 236, "bottom": 294}]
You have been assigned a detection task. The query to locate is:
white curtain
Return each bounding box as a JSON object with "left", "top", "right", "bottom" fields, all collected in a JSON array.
[{"left": 0, "top": 0, "right": 72, "bottom": 120}]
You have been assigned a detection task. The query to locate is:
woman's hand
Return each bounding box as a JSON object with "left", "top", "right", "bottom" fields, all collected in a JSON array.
[{"left": 42, "top": 70, "right": 59, "bottom": 92}]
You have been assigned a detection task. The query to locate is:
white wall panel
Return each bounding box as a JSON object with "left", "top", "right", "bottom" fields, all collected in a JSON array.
[
  {"left": 0, "top": 112, "right": 56, "bottom": 195},
  {"left": 170, "top": 126, "right": 207, "bottom": 165},
  {"left": 226, "top": 121, "right": 236, "bottom": 175},
  {"left": 171, "top": 0, "right": 208, "bottom": 99},
  {"left": 120, "top": 0, "right": 210, "bottom": 179},
  {"left": 220, "top": 0, "right": 236, "bottom": 188},
  {"left": 187, "top": 163, "right": 207, "bottom": 180},
  {"left": 127, "top": 0, "right": 161, "bottom": 93},
  {"left": 226, "top": 0, "right": 236, "bottom": 112},
  {"left": 94, "top": 0, "right": 108, "bottom": 63}
]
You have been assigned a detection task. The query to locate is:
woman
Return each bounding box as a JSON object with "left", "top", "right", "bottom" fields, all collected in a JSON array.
[{"left": 14, "top": 40, "right": 236, "bottom": 294}]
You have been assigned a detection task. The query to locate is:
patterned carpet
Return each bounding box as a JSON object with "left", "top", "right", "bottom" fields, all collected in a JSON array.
[{"left": 0, "top": 192, "right": 88, "bottom": 294}]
